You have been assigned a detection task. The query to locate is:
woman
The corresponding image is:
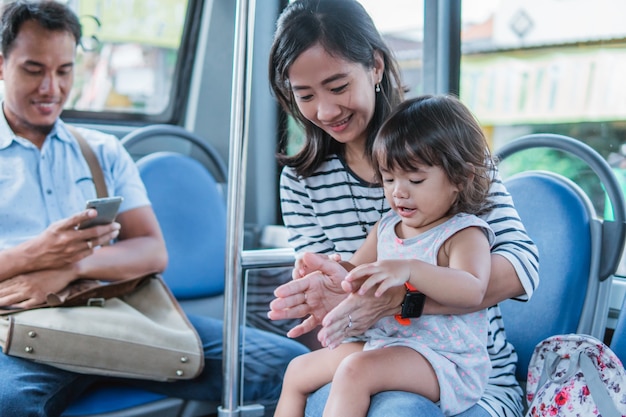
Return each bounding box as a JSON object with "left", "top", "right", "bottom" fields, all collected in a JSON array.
[
  {"left": 276, "top": 95, "right": 498, "bottom": 417},
  {"left": 268, "top": 1, "right": 539, "bottom": 416}
]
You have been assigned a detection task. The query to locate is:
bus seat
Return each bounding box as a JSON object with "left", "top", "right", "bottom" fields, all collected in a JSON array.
[
  {"left": 136, "top": 151, "right": 226, "bottom": 317},
  {"left": 63, "top": 125, "right": 227, "bottom": 417},
  {"left": 120, "top": 124, "right": 228, "bottom": 191},
  {"left": 496, "top": 133, "right": 626, "bottom": 384},
  {"left": 121, "top": 124, "right": 228, "bottom": 317},
  {"left": 500, "top": 171, "right": 596, "bottom": 381}
]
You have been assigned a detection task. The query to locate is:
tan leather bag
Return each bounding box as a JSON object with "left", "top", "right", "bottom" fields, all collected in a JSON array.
[{"left": 0, "top": 274, "right": 204, "bottom": 381}]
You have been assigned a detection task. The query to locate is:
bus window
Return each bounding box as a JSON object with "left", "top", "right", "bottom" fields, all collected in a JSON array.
[
  {"left": 0, "top": 0, "right": 199, "bottom": 124},
  {"left": 458, "top": 0, "right": 626, "bottom": 328},
  {"left": 359, "top": 0, "right": 424, "bottom": 97},
  {"left": 460, "top": 0, "right": 626, "bottom": 217}
]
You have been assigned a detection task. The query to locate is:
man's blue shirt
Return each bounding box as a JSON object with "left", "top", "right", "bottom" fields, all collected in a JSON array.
[{"left": 0, "top": 112, "right": 149, "bottom": 249}]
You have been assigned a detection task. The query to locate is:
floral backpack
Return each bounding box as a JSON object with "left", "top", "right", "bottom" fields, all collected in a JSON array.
[{"left": 525, "top": 334, "right": 626, "bottom": 417}]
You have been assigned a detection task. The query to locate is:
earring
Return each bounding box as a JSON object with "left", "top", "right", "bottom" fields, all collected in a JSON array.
[{"left": 375, "top": 83, "right": 381, "bottom": 93}]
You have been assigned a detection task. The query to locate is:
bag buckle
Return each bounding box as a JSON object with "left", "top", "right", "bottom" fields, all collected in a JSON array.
[{"left": 87, "top": 298, "right": 106, "bottom": 307}]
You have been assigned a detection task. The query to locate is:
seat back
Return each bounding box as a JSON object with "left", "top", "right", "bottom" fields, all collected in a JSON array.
[
  {"left": 500, "top": 172, "right": 596, "bottom": 380},
  {"left": 136, "top": 152, "right": 226, "bottom": 299},
  {"left": 496, "top": 133, "right": 626, "bottom": 382}
]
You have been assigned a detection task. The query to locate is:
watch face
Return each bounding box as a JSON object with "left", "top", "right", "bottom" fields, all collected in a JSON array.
[{"left": 401, "top": 292, "right": 425, "bottom": 318}]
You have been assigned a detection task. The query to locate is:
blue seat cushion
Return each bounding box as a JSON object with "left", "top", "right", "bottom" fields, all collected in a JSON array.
[{"left": 62, "top": 385, "right": 169, "bottom": 416}]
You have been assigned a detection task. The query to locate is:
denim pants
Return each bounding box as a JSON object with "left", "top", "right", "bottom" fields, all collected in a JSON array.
[
  {"left": 305, "top": 383, "right": 492, "bottom": 417},
  {"left": 0, "top": 314, "right": 309, "bottom": 417}
]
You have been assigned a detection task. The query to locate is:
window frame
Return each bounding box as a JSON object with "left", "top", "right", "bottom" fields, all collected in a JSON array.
[{"left": 62, "top": 0, "right": 205, "bottom": 126}]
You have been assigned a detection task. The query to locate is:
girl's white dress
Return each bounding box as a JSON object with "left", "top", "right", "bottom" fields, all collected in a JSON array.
[{"left": 357, "top": 211, "right": 495, "bottom": 416}]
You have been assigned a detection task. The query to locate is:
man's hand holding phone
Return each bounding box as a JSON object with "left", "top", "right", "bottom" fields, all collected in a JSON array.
[
  {"left": 17, "top": 198, "right": 123, "bottom": 273},
  {"left": 78, "top": 197, "right": 123, "bottom": 230}
]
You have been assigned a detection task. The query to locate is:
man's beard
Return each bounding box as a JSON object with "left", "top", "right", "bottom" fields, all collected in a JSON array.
[{"left": 23, "top": 120, "right": 55, "bottom": 136}]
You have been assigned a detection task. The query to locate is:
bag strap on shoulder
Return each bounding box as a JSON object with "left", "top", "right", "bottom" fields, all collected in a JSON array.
[{"left": 68, "top": 125, "right": 108, "bottom": 198}]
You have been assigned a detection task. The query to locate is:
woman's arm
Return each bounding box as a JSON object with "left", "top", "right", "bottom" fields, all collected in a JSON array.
[
  {"left": 269, "top": 221, "right": 380, "bottom": 338},
  {"left": 269, "top": 252, "right": 351, "bottom": 338}
]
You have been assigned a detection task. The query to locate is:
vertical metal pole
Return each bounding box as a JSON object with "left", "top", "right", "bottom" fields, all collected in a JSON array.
[
  {"left": 219, "top": 0, "right": 256, "bottom": 415},
  {"left": 422, "top": 0, "right": 461, "bottom": 95}
]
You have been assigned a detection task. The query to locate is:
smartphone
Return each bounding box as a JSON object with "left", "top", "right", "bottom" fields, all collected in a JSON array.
[{"left": 78, "top": 196, "right": 123, "bottom": 229}]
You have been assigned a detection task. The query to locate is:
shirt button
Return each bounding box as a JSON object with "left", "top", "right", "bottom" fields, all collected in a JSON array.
[{"left": 46, "top": 189, "right": 52, "bottom": 195}]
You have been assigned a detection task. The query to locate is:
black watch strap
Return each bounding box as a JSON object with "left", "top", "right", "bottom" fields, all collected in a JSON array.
[{"left": 400, "top": 282, "right": 425, "bottom": 319}]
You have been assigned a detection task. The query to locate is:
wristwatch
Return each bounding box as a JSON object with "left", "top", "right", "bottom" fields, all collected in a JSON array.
[{"left": 400, "top": 282, "right": 425, "bottom": 319}]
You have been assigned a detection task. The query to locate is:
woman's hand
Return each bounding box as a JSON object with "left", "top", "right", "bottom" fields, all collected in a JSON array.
[
  {"left": 317, "top": 282, "right": 406, "bottom": 349},
  {"left": 269, "top": 252, "right": 348, "bottom": 338}
]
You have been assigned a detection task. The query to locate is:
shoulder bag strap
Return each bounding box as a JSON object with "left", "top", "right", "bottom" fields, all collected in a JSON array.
[{"left": 68, "top": 125, "right": 108, "bottom": 198}]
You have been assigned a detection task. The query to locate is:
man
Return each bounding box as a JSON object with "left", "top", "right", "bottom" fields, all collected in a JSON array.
[{"left": 0, "top": 1, "right": 307, "bottom": 416}]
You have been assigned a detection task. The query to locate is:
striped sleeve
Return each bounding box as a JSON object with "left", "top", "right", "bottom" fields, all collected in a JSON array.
[{"left": 482, "top": 169, "right": 540, "bottom": 300}]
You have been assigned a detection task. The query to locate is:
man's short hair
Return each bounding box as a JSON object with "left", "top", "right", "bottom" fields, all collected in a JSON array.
[{"left": 0, "top": 0, "right": 82, "bottom": 57}]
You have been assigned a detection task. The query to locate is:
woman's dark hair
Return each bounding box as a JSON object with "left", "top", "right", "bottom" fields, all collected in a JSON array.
[
  {"left": 0, "top": 0, "right": 82, "bottom": 57},
  {"left": 373, "top": 95, "right": 494, "bottom": 216},
  {"left": 269, "top": 0, "right": 404, "bottom": 177}
]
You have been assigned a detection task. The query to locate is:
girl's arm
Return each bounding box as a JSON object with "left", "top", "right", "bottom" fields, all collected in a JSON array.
[
  {"left": 424, "top": 253, "right": 521, "bottom": 314},
  {"left": 423, "top": 170, "right": 539, "bottom": 314},
  {"left": 345, "top": 226, "right": 491, "bottom": 309}
]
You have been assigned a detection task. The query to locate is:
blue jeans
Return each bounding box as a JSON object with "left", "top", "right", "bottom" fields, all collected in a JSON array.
[
  {"left": 305, "top": 383, "right": 491, "bottom": 417},
  {"left": 0, "top": 315, "right": 309, "bottom": 417}
]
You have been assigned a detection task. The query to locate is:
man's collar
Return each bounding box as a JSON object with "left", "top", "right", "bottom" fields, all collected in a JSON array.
[
  {"left": 0, "top": 104, "right": 68, "bottom": 149},
  {"left": 0, "top": 107, "right": 17, "bottom": 149}
]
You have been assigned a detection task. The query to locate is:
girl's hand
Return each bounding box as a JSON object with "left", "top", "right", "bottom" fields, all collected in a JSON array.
[
  {"left": 292, "top": 252, "right": 341, "bottom": 279},
  {"left": 344, "top": 260, "right": 413, "bottom": 297}
]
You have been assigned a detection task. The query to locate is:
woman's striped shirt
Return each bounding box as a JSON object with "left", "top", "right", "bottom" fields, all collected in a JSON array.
[{"left": 280, "top": 154, "right": 540, "bottom": 417}]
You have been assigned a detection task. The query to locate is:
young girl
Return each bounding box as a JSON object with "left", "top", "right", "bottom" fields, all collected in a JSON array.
[{"left": 274, "top": 95, "right": 495, "bottom": 417}]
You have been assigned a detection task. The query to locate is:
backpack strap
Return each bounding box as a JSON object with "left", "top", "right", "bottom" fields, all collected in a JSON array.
[
  {"left": 579, "top": 352, "right": 622, "bottom": 417},
  {"left": 541, "top": 351, "right": 622, "bottom": 417},
  {"left": 68, "top": 125, "right": 108, "bottom": 198}
]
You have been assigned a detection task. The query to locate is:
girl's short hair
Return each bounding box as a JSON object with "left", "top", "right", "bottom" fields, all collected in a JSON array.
[{"left": 373, "top": 95, "right": 494, "bottom": 216}]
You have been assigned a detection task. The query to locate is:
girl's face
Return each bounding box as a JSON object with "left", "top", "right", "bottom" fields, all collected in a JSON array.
[
  {"left": 381, "top": 163, "right": 460, "bottom": 238},
  {"left": 288, "top": 43, "right": 383, "bottom": 147}
]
